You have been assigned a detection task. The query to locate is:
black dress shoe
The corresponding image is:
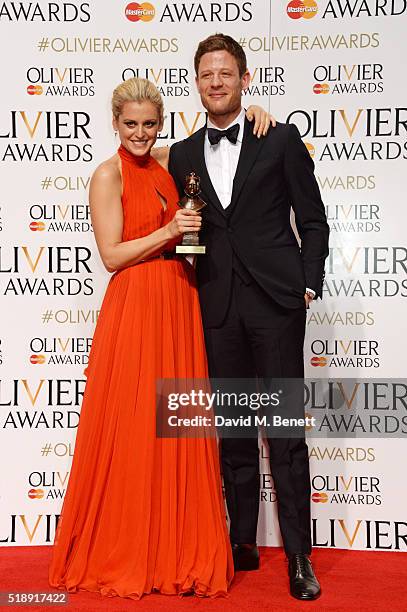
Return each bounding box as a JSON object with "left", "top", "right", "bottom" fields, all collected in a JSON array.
[
  {"left": 288, "top": 553, "right": 321, "bottom": 600},
  {"left": 232, "top": 544, "right": 260, "bottom": 571}
]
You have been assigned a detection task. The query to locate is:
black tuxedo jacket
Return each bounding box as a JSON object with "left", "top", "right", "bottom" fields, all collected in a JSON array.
[{"left": 169, "top": 119, "right": 330, "bottom": 328}]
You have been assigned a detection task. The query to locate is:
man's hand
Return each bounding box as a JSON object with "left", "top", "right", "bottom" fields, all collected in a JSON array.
[
  {"left": 304, "top": 292, "right": 314, "bottom": 309},
  {"left": 246, "top": 106, "right": 277, "bottom": 138}
]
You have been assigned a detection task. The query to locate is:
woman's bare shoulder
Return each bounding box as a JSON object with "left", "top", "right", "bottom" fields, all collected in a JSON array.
[{"left": 91, "top": 153, "right": 121, "bottom": 184}]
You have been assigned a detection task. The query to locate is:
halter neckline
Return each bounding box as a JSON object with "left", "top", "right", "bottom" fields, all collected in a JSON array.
[{"left": 118, "top": 144, "right": 152, "bottom": 167}]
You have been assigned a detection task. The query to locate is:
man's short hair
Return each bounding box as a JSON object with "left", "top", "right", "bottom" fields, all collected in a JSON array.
[{"left": 194, "top": 33, "right": 248, "bottom": 78}]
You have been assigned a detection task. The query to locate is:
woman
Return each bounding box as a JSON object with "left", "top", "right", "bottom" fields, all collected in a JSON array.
[{"left": 48, "top": 77, "right": 271, "bottom": 600}]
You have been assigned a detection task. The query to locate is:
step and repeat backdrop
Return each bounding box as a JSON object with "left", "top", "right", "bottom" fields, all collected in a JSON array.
[{"left": 0, "top": 0, "right": 406, "bottom": 551}]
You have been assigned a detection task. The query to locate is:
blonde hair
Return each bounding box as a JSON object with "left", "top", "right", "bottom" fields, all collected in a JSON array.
[{"left": 111, "top": 77, "right": 164, "bottom": 123}]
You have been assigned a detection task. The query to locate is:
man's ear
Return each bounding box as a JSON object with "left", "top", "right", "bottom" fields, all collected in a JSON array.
[{"left": 241, "top": 70, "right": 251, "bottom": 90}]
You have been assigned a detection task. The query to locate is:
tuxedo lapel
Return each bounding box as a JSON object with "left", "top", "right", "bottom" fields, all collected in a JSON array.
[
  {"left": 185, "top": 128, "right": 226, "bottom": 217},
  {"left": 228, "top": 118, "right": 267, "bottom": 216}
]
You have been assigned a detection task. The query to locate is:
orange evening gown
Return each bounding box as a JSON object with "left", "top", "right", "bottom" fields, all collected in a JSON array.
[{"left": 48, "top": 145, "right": 233, "bottom": 599}]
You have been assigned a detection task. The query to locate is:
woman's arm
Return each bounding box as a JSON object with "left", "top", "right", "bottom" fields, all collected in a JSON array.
[
  {"left": 152, "top": 109, "right": 277, "bottom": 160},
  {"left": 89, "top": 158, "right": 200, "bottom": 273}
]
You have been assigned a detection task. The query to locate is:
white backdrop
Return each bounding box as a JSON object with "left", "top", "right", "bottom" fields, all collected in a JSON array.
[{"left": 0, "top": 0, "right": 406, "bottom": 551}]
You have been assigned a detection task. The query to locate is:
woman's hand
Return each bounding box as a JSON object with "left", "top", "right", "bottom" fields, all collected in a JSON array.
[
  {"left": 246, "top": 105, "right": 277, "bottom": 138},
  {"left": 166, "top": 209, "right": 202, "bottom": 239}
]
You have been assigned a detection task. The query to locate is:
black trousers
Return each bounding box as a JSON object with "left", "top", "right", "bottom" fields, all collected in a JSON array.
[{"left": 203, "top": 272, "right": 311, "bottom": 555}]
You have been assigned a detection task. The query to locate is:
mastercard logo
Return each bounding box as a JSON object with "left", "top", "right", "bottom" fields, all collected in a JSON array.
[
  {"left": 28, "top": 488, "right": 44, "bottom": 499},
  {"left": 313, "top": 83, "right": 330, "bottom": 94},
  {"left": 29, "top": 221, "right": 46, "bottom": 231},
  {"left": 287, "top": 0, "right": 318, "bottom": 19},
  {"left": 310, "top": 356, "right": 327, "bottom": 367},
  {"left": 125, "top": 2, "right": 155, "bottom": 21},
  {"left": 304, "top": 142, "right": 315, "bottom": 158},
  {"left": 312, "top": 492, "right": 328, "bottom": 503},
  {"left": 27, "top": 85, "right": 43, "bottom": 95},
  {"left": 30, "top": 354, "right": 46, "bottom": 364}
]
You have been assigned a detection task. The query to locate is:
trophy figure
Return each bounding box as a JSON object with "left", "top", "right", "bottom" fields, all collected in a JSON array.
[{"left": 175, "top": 172, "right": 207, "bottom": 255}]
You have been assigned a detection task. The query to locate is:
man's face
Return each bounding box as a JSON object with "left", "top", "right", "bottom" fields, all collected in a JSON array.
[{"left": 195, "top": 50, "right": 250, "bottom": 118}]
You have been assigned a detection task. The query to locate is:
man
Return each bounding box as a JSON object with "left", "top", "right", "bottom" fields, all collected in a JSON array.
[{"left": 169, "top": 34, "right": 329, "bottom": 601}]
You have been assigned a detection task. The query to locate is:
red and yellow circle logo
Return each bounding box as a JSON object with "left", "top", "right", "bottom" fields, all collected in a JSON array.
[
  {"left": 30, "top": 354, "right": 46, "bottom": 364},
  {"left": 29, "top": 221, "right": 46, "bottom": 231},
  {"left": 28, "top": 488, "right": 44, "bottom": 499},
  {"left": 287, "top": 0, "right": 318, "bottom": 19},
  {"left": 312, "top": 492, "right": 328, "bottom": 503},
  {"left": 125, "top": 2, "right": 155, "bottom": 22},
  {"left": 310, "top": 356, "right": 327, "bottom": 367},
  {"left": 313, "top": 83, "right": 330, "bottom": 94},
  {"left": 27, "top": 85, "right": 43, "bottom": 95}
]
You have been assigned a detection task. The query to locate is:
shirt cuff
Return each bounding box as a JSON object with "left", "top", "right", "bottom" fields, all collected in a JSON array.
[{"left": 306, "top": 288, "right": 316, "bottom": 297}]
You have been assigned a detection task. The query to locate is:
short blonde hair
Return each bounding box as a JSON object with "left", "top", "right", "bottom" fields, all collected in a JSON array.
[{"left": 111, "top": 77, "right": 164, "bottom": 123}]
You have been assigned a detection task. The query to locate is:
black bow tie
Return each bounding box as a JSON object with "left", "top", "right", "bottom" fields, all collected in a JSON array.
[{"left": 207, "top": 123, "right": 240, "bottom": 145}]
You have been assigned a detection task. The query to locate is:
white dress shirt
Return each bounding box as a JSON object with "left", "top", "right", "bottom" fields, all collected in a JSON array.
[
  {"left": 204, "top": 108, "right": 245, "bottom": 209},
  {"left": 203, "top": 109, "right": 316, "bottom": 298}
]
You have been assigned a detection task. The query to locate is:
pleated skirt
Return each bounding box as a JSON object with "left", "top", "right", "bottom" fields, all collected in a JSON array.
[{"left": 49, "top": 258, "right": 233, "bottom": 599}]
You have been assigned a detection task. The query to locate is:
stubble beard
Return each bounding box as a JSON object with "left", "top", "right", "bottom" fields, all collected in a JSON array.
[{"left": 202, "top": 93, "right": 242, "bottom": 122}]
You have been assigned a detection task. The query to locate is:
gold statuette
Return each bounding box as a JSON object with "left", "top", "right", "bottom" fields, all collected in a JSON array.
[{"left": 176, "top": 172, "right": 207, "bottom": 255}]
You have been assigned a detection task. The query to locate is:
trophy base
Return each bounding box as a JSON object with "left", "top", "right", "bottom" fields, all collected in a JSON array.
[{"left": 176, "top": 245, "right": 206, "bottom": 255}]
